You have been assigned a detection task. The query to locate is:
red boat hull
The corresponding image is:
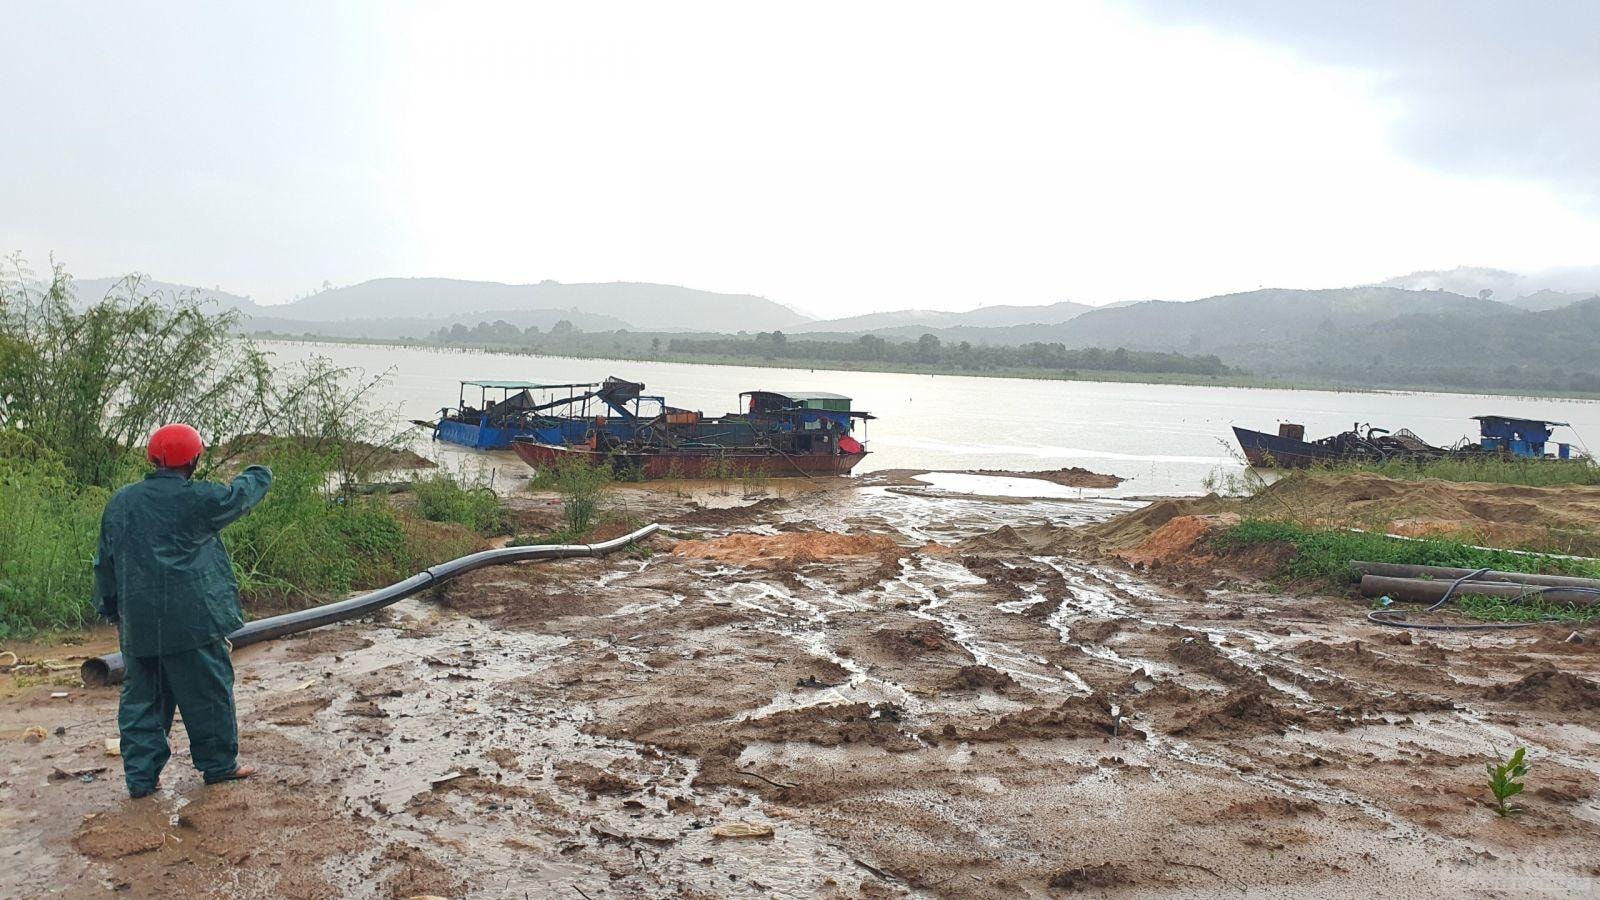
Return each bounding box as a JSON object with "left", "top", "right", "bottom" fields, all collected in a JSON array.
[{"left": 511, "top": 440, "right": 867, "bottom": 479}]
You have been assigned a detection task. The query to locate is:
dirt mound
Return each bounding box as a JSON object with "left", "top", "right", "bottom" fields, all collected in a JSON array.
[
  {"left": 555, "top": 761, "right": 644, "bottom": 795},
  {"left": 871, "top": 621, "right": 959, "bottom": 658},
  {"left": 737, "top": 702, "right": 920, "bottom": 751},
  {"left": 1069, "top": 618, "right": 1123, "bottom": 643},
  {"left": 1174, "top": 689, "right": 1306, "bottom": 737},
  {"left": 1168, "top": 635, "right": 1268, "bottom": 688},
  {"left": 1049, "top": 862, "right": 1135, "bottom": 892},
  {"left": 1250, "top": 473, "right": 1600, "bottom": 554},
  {"left": 1081, "top": 494, "right": 1234, "bottom": 550},
  {"left": 973, "top": 466, "right": 1125, "bottom": 488},
  {"left": 1220, "top": 796, "right": 1322, "bottom": 819},
  {"left": 959, "top": 523, "right": 1079, "bottom": 554},
  {"left": 1485, "top": 668, "right": 1600, "bottom": 711},
  {"left": 944, "top": 664, "right": 1019, "bottom": 694},
  {"left": 671, "top": 497, "right": 788, "bottom": 526},
  {"left": 940, "top": 693, "right": 1139, "bottom": 742},
  {"left": 1116, "top": 513, "right": 1239, "bottom": 567},
  {"left": 673, "top": 531, "right": 902, "bottom": 568},
  {"left": 1085, "top": 472, "right": 1600, "bottom": 560}
]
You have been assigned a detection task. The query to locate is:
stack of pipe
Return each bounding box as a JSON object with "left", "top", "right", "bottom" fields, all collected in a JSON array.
[{"left": 1351, "top": 561, "right": 1600, "bottom": 607}]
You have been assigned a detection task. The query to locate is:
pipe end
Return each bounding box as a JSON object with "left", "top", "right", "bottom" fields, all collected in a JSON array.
[{"left": 81, "top": 657, "right": 113, "bottom": 687}]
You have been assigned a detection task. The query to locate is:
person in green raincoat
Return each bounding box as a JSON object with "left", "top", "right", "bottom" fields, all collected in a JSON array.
[{"left": 93, "top": 423, "right": 272, "bottom": 798}]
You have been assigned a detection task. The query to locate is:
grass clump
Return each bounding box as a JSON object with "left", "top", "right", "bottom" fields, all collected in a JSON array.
[
  {"left": 1324, "top": 456, "right": 1600, "bottom": 488},
  {"left": 1214, "top": 519, "right": 1600, "bottom": 586},
  {"left": 1456, "top": 594, "right": 1600, "bottom": 624},
  {"left": 522, "top": 455, "right": 616, "bottom": 542},
  {"left": 412, "top": 467, "right": 505, "bottom": 535}
]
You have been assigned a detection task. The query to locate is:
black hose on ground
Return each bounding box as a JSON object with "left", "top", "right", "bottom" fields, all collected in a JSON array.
[{"left": 81, "top": 523, "right": 660, "bottom": 687}]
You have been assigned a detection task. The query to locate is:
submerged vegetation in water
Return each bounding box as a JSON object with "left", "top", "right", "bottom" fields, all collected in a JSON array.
[{"left": 0, "top": 260, "right": 504, "bottom": 638}]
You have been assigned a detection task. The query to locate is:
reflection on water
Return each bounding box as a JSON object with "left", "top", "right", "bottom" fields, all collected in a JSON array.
[{"left": 262, "top": 340, "right": 1600, "bottom": 496}]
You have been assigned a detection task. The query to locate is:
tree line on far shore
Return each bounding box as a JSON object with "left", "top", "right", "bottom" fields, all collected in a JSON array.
[{"left": 422, "top": 321, "right": 1234, "bottom": 378}]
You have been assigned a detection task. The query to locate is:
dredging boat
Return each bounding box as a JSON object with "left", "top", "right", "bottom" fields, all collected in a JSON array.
[
  {"left": 1233, "top": 415, "right": 1585, "bottom": 468},
  {"left": 421, "top": 377, "right": 680, "bottom": 450},
  {"left": 511, "top": 388, "right": 872, "bottom": 478},
  {"left": 420, "top": 379, "right": 597, "bottom": 450}
]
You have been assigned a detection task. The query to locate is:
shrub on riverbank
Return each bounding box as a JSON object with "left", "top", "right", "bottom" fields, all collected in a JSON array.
[
  {"left": 0, "top": 262, "right": 501, "bottom": 637},
  {"left": 0, "top": 437, "right": 110, "bottom": 638},
  {"left": 517, "top": 456, "right": 618, "bottom": 544},
  {"left": 413, "top": 467, "right": 506, "bottom": 535}
]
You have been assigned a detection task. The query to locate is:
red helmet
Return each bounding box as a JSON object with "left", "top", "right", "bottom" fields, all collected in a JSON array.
[{"left": 147, "top": 423, "right": 205, "bottom": 468}]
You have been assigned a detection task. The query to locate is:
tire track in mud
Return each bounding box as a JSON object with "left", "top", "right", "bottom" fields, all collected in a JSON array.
[{"left": 258, "top": 596, "right": 891, "bottom": 899}]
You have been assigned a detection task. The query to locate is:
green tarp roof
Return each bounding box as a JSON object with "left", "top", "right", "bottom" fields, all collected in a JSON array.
[{"left": 462, "top": 379, "right": 595, "bottom": 390}]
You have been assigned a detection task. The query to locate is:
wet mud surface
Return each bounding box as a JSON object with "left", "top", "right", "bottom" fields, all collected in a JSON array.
[{"left": 4, "top": 482, "right": 1600, "bottom": 897}]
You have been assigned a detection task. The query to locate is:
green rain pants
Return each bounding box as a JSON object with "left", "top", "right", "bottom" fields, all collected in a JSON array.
[{"left": 118, "top": 639, "right": 239, "bottom": 796}]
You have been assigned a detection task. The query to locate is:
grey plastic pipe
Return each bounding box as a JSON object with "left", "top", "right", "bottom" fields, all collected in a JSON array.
[{"left": 81, "top": 523, "right": 659, "bottom": 686}]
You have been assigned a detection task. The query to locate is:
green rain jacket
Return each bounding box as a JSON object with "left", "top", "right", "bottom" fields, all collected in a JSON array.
[{"left": 93, "top": 466, "right": 273, "bottom": 657}]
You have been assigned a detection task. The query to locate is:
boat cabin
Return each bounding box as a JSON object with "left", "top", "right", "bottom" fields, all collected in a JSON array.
[
  {"left": 739, "top": 390, "right": 873, "bottom": 454},
  {"left": 1472, "top": 415, "right": 1574, "bottom": 459}
]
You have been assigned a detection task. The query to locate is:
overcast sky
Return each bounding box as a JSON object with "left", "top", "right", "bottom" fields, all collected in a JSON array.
[{"left": 3, "top": 1, "right": 1596, "bottom": 316}]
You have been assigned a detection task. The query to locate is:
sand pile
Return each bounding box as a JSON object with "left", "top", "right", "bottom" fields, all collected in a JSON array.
[
  {"left": 1486, "top": 668, "right": 1600, "bottom": 711},
  {"left": 959, "top": 523, "right": 1081, "bottom": 554},
  {"left": 973, "top": 466, "right": 1125, "bottom": 488},
  {"left": 1081, "top": 494, "right": 1235, "bottom": 550},
  {"left": 1116, "top": 513, "right": 1240, "bottom": 567},
  {"left": 1086, "top": 473, "right": 1600, "bottom": 558},
  {"left": 672, "top": 531, "right": 902, "bottom": 568},
  {"left": 1251, "top": 473, "right": 1600, "bottom": 551}
]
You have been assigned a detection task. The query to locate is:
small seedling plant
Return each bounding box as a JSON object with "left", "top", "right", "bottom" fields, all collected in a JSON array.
[{"left": 1486, "top": 747, "right": 1530, "bottom": 817}]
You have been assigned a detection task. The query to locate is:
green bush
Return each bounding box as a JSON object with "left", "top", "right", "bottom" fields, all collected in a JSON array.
[
  {"left": 412, "top": 470, "right": 505, "bottom": 535},
  {"left": 525, "top": 455, "right": 614, "bottom": 537},
  {"left": 223, "top": 448, "right": 406, "bottom": 599},
  {"left": 0, "top": 438, "right": 109, "bottom": 638}
]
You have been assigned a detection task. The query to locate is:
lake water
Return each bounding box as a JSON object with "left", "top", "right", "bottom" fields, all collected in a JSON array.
[{"left": 262, "top": 340, "right": 1600, "bottom": 497}]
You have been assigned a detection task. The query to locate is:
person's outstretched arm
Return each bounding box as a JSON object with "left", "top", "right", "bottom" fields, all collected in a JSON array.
[{"left": 198, "top": 465, "right": 274, "bottom": 530}]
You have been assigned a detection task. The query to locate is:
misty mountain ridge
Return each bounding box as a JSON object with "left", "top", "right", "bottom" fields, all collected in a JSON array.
[
  {"left": 800, "top": 300, "right": 1100, "bottom": 333},
  {"left": 70, "top": 276, "right": 263, "bottom": 314},
  {"left": 847, "top": 286, "right": 1512, "bottom": 352},
  {"left": 1378, "top": 265, "right": 1600, "bottom": 308},
  {"left": 260, "top": 278, "right": 809, "bottom": 333}
]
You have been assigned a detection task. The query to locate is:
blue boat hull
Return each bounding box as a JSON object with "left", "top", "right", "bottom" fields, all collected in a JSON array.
[{"left": 1232, "top": 426, "right": 1330, "bottom": 468}]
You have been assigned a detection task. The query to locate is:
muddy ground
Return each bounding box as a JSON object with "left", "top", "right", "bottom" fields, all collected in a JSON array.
[{"left": 3, "top": 477, "right": 1599, "bottom": 898}]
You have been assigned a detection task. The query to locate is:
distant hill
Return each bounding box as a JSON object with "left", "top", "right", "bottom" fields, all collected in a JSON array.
[
  {"left": 244, "top": 306, "right": 633, "bottom": 340},
  {"left": 1063, "top": 287, "right": 1510, "bottom": 352},
  {"left": 874, "top": 287, "right": 1511, "bottom": 352},
  {"left": 1235, "top": 296, "right": 1600, "bottom": 391},
  {"left": 1499, "top": 289, "right": 1598, "bottom": 312},
  {"left": 71, "top": 276, "right": 263, "bottom": 314},
  {"left": 801, "top": 300, "right": 1096, "bottom": 333},
  {"left": 258, "top": 278, "right": 809, "bottom": 332}
]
